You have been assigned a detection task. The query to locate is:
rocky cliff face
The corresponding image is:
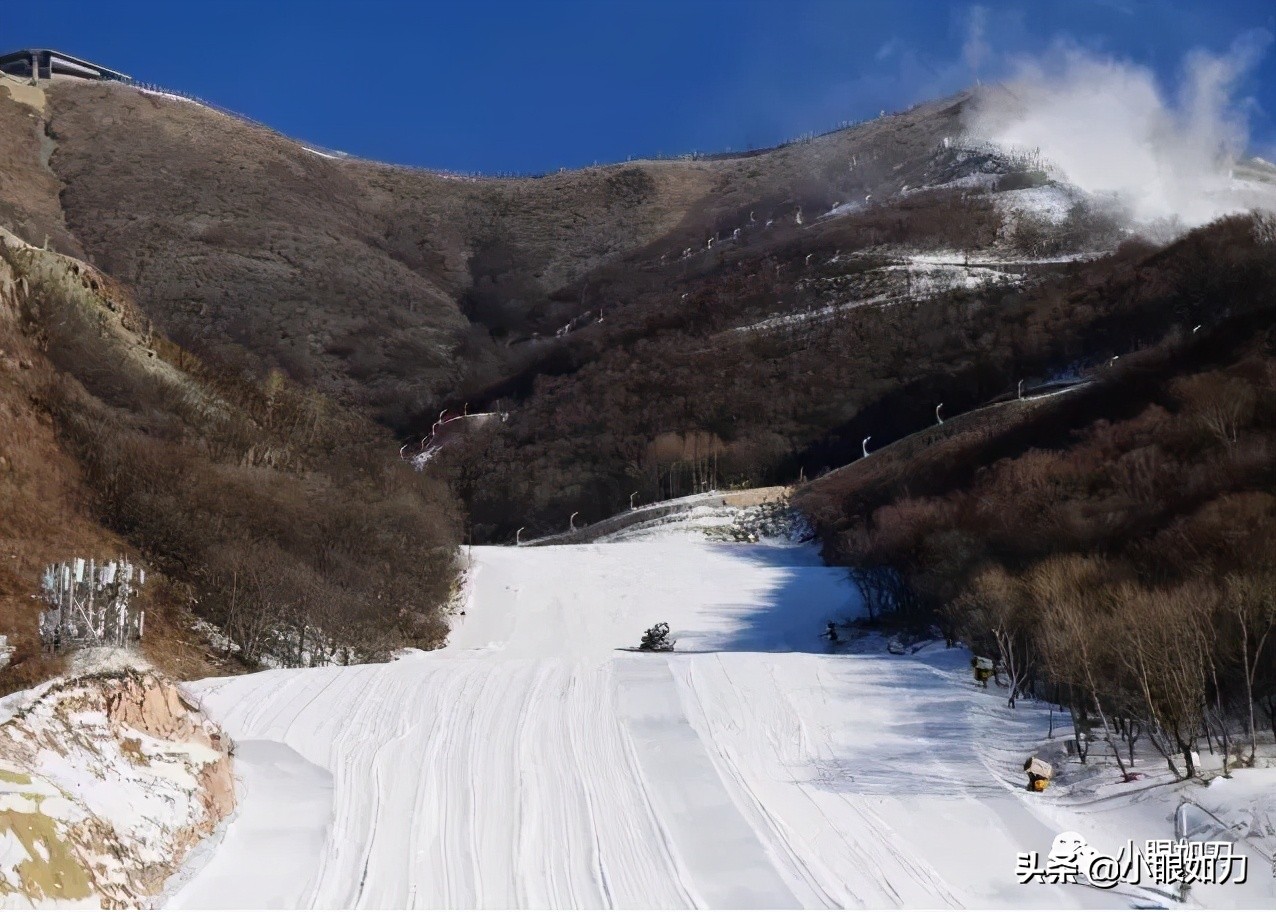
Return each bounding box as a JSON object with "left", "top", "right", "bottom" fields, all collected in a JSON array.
[{"left": 0, "top": 670, "right": 234, "bottom": 906}]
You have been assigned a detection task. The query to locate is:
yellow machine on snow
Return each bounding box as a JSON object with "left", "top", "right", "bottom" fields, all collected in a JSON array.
[{"left": 1024, "top": 756, "right": 1053, "bottom": 791}]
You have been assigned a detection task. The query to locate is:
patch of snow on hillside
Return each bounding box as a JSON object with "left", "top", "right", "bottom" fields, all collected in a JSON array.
[
  {"left": 821, "top": 200, "right": 864, "bottom": 220},
  {"left": 136, "top": 87, "right": 205, "bottom": 107},
  {"left": 733, "top": 296, "right": 886, "bottom": 334},
  {"left": 887, "top": 258, "right": 1018, "bottom": 295},
  {"left": 599, "top": 504, "right": 739, "bottom": 543},
  {"left": 907, "top": 172, "right": 1003, "bottom": 196},
  {"left": 409, "top": 444, "right": 441, "bottom": 470},
  {"left": 996, "top": 183, "right": 1086, "bottom": 225},
  {"left": 598, "top": 499, "right": 803, "bottom": 545},
  {"left": 67, "top": 646, "right": 151, "bottom": 677}
]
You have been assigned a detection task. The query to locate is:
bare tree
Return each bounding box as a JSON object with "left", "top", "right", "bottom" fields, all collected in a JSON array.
[
  {"left": 1224, "top": 571, "right": 1276, "bottom": 765},
  {"left": 1174, "top": 373, "right": 1256, "bottom": 448},
  {"left": 1119, "top": 582, "right": 1215, "bottom": 779},
  {"left": 1030, "top": 557, "right": 1133, "bottom": 778},
  {"left": 951, "top": 565, "right": 1033, "bottom": 707}
]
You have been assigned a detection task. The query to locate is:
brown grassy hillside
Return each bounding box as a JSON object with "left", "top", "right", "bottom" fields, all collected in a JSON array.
[
  {"left": 6, "top": 76, "right": 1136, "bottom": 548},
  {"left": 0, "top": 226, "right": 212, "bottom": 689},
  {"left": 38, "top": 81, "right": 971, "bottom": 426},
  {"left": 0, "top": 225, "right": 460, "bottom": 692},
  {"left": 0, "top": 83, "right": 81, "bottom": 257}
]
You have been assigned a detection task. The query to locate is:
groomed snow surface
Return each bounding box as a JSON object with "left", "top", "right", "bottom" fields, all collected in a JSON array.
[{"left": 166, "top": 517, "right": 1276, "bottom": 909}]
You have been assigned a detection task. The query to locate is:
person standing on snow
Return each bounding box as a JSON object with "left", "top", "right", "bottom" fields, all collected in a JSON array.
[{"left": 821, "top": 621, "right": 839, "bottom": 646}]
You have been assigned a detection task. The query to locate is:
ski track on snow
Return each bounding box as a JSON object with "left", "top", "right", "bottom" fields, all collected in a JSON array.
[{"left": 164, "top": 539, "right": 1258, "bottom": 909}]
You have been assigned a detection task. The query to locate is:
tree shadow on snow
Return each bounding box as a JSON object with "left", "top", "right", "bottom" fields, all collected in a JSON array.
[{"left": 669, "top": 543, "right": 867, "bottom": 654}]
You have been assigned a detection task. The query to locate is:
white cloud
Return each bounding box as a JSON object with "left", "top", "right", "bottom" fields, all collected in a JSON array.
[{"left": 967, "top": 30, "right": 1276, "bottom": 226}]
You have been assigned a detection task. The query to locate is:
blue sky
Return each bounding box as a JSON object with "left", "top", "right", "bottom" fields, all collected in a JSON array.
[{"left": 5, "top": 1, "right": 1275, "bottom": 173}]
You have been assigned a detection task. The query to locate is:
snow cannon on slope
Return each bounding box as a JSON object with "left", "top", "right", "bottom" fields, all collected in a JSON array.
[
  {"left": 1024, "top": 756, "right": 1053, "bottom": 792},
  {"left": 638, "top": 622, "right": 676, "bottom": 652}
]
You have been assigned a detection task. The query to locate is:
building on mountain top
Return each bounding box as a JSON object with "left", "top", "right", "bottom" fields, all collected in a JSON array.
[{"left": 0, "top": 48, "right": 131, "bottom": 84}]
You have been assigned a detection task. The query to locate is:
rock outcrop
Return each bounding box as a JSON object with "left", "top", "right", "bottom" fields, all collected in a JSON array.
[{"left": 0, "top": 669, "right": 234, "bottom": 906}]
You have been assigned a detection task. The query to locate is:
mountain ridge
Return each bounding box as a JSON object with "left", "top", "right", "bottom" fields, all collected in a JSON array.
[{"left": 28, "top": 80, "right": 984, "bottom": 425}]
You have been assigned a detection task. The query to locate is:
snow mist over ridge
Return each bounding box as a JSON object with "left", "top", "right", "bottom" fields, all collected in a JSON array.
[{"left": 968, "top": 33, "right": 1276, "bottom": 227}]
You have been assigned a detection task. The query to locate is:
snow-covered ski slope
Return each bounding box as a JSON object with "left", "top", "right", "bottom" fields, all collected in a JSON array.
[{"left": 167, "top": 531, "right": 1275, "bottom": 909}]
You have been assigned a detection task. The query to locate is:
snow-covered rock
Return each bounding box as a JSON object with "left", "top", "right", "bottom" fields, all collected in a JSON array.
[{"left": 0, "top": 671, "right": 233, "bottom": 906}]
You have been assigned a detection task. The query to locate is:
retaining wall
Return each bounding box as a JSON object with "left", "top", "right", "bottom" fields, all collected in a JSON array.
[{"left": 523, "top": 486, "right": 790, "bottom": 546}]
